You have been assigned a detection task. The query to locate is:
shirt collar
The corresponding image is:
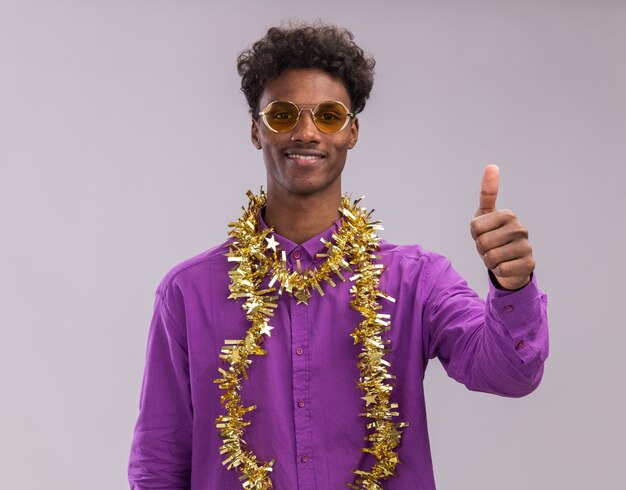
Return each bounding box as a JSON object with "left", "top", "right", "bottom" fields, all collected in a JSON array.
[{"left": 258, "top": 210, "right": 343, "bottom": 261}]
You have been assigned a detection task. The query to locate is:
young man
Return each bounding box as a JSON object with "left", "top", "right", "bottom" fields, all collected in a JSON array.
[{"left": 129, "top": 24, "right": 548, "bottom": 490}]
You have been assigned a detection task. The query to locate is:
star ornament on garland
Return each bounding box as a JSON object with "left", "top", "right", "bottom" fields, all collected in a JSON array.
[
  {"left": 259, "top": 324, "right": 274, "bottom": 337},
  {"left": 265, "top": 235, "right": 279, "bottom": 253},
  {"left": 362, "top": 394, "right": 376, "bottom": 406}
]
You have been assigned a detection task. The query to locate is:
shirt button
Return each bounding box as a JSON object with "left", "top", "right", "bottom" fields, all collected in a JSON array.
[
  {"left": 296, "top": 347, "right": 304, "bottom": 355},
  {"left": 301, "top": 455, "right": 309, "bottom": 463},
  {"left": 297, "top": 399, "right": 305, "bottom": 408},
  {"left": 503, "top": 305, "right": 514, "bottom": 312},
  {"left": 515, "top": 339, "right": 525, "bottom": 350},
  {"left": 293, "top": 250, "right": 302, "bottom": 260}
]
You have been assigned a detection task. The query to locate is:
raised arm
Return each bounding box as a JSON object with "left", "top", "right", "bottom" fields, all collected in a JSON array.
[{"left": 425, "top": 165, "right": 548, "bottom": 397}]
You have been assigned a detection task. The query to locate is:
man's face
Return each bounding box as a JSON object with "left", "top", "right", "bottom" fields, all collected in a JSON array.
[{"left": 251, "top": 68, "right": 359, "bottom": 198}]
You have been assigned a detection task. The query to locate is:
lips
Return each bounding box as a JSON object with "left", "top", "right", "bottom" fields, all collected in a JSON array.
[
  {"left": 284, "top": 149, "right": 326, "bottom": 165},
  {"left": 286, "top": 153, "right": 321, "bottom": 160}
]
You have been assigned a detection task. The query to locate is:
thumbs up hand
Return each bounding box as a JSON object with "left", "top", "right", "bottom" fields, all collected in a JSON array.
[{"left": 470, "top": 164, "right": 534, "bottom": 290}]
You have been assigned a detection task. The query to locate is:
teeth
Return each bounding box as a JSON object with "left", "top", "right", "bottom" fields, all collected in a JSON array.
[{"left": 287, "top": 153, "right": 321, "bottom": 160}]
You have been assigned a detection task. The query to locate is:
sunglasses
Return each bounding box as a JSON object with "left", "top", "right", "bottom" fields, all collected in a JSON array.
[{"left": 257, "top": 100, "right": 354, "bottom": 133}]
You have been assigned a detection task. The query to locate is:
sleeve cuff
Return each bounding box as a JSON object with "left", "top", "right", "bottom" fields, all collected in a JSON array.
[{"left": 486, "top": 272, "right": 548, "bottom": 365}]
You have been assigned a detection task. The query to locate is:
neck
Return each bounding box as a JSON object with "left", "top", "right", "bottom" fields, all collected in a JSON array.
[{"left": 264, "top": 186, "right": 342, "bottom": 244}]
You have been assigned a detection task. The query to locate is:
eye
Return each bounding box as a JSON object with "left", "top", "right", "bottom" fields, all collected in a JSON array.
[
  {"left": 272, "top": 111, "right": 295, "bottom": 120},
  {"left": 317, "top": 111, "right": 341, "bottom": 121},
  {"left": 265, "top": 102, "right": 298, "bottom": 121}
]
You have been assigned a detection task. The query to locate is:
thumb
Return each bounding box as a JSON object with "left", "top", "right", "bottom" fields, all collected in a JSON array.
[{"left": 475, "top": 164, "right": 499, "bottom": 217}]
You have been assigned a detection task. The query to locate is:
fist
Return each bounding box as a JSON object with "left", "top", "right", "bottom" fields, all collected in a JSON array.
[{"left": 470, "top": 164, "right": 535, "bottom": 290}]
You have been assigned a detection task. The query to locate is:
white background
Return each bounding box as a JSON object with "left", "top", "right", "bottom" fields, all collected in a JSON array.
[{"left": 1, "top": 0, "right": 625, "bottom": 488}]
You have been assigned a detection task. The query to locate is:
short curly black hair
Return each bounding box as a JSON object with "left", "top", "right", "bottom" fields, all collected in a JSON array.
[{"left": 237, "top": 23, "right": 375, "bottom": 116}]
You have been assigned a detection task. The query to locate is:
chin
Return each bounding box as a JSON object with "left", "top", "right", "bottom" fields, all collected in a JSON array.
[{"left": 285, "top": 178, "right": 341, "bottom": 197}]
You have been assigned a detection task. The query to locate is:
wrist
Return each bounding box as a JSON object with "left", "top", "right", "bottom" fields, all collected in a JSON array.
[{"left": 489, "top": 270, "right": 532, "bottom": 291}]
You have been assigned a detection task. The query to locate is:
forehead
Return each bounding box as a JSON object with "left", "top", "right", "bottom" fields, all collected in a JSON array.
[{"left": 259, "top": 68, "right": 351, "bottom": 109}]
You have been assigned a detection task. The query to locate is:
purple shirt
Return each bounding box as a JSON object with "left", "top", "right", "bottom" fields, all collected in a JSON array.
[{"left": 129, "top": 216, "right": 548, "bottom": 489}]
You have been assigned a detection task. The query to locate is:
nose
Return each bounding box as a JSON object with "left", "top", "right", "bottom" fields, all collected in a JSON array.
[{"left": 290, "top": 109, "right": 321, "bottom": 143}]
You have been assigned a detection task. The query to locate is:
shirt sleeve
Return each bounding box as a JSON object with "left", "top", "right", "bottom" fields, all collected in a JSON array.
[
  {"left": 128, "top": 291, "right": 192, "bottom": 489},
  {"left": 424, "top": 255, "right": 549, "bottom": 397}
]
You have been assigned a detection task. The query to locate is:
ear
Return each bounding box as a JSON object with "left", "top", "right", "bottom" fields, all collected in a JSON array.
[
  {"left": 251, "top": 118, "right": 262, "bottom": 149},
  {"left": 348, "top": 117, "right": 359, "bottom": 149}
]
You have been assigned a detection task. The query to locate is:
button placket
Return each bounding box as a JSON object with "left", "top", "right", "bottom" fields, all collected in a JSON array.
[{"left": 290, "top": 293, "right": 316, "bottom": 488}]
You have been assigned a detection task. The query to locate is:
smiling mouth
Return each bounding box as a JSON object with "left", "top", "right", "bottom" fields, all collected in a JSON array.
[{"left": 285, "top": 153, "right": 325, "bottom": 161}]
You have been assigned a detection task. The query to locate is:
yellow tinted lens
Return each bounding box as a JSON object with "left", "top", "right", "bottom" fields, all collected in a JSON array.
[
  {"left": 313, "top": 102, "right": 348, "bottom": 132},
  {"left": 263, "top": 101, "right": 299, "bottom": 131}
]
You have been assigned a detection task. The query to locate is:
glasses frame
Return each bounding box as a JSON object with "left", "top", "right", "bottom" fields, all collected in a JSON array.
[{"left": 257, "top": 100, "right": 355, "bottom": 133}]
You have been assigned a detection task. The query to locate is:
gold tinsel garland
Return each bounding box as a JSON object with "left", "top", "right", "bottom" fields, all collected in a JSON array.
[{"left": 214, "top": 190, "right": 408, "bottom": 489}]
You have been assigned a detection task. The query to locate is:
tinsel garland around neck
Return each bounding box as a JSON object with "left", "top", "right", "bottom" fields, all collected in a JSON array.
[{"left": 214, "top": 190, "right": 408, "bottom": 489}]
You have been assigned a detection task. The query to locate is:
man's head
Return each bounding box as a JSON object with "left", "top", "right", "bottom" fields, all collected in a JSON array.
[
  {"left": 239, "top": 23, "right": 375, "bottom": 199},
  {"left": 237, "top": 23, "right": 375, "bottom": 117}
]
